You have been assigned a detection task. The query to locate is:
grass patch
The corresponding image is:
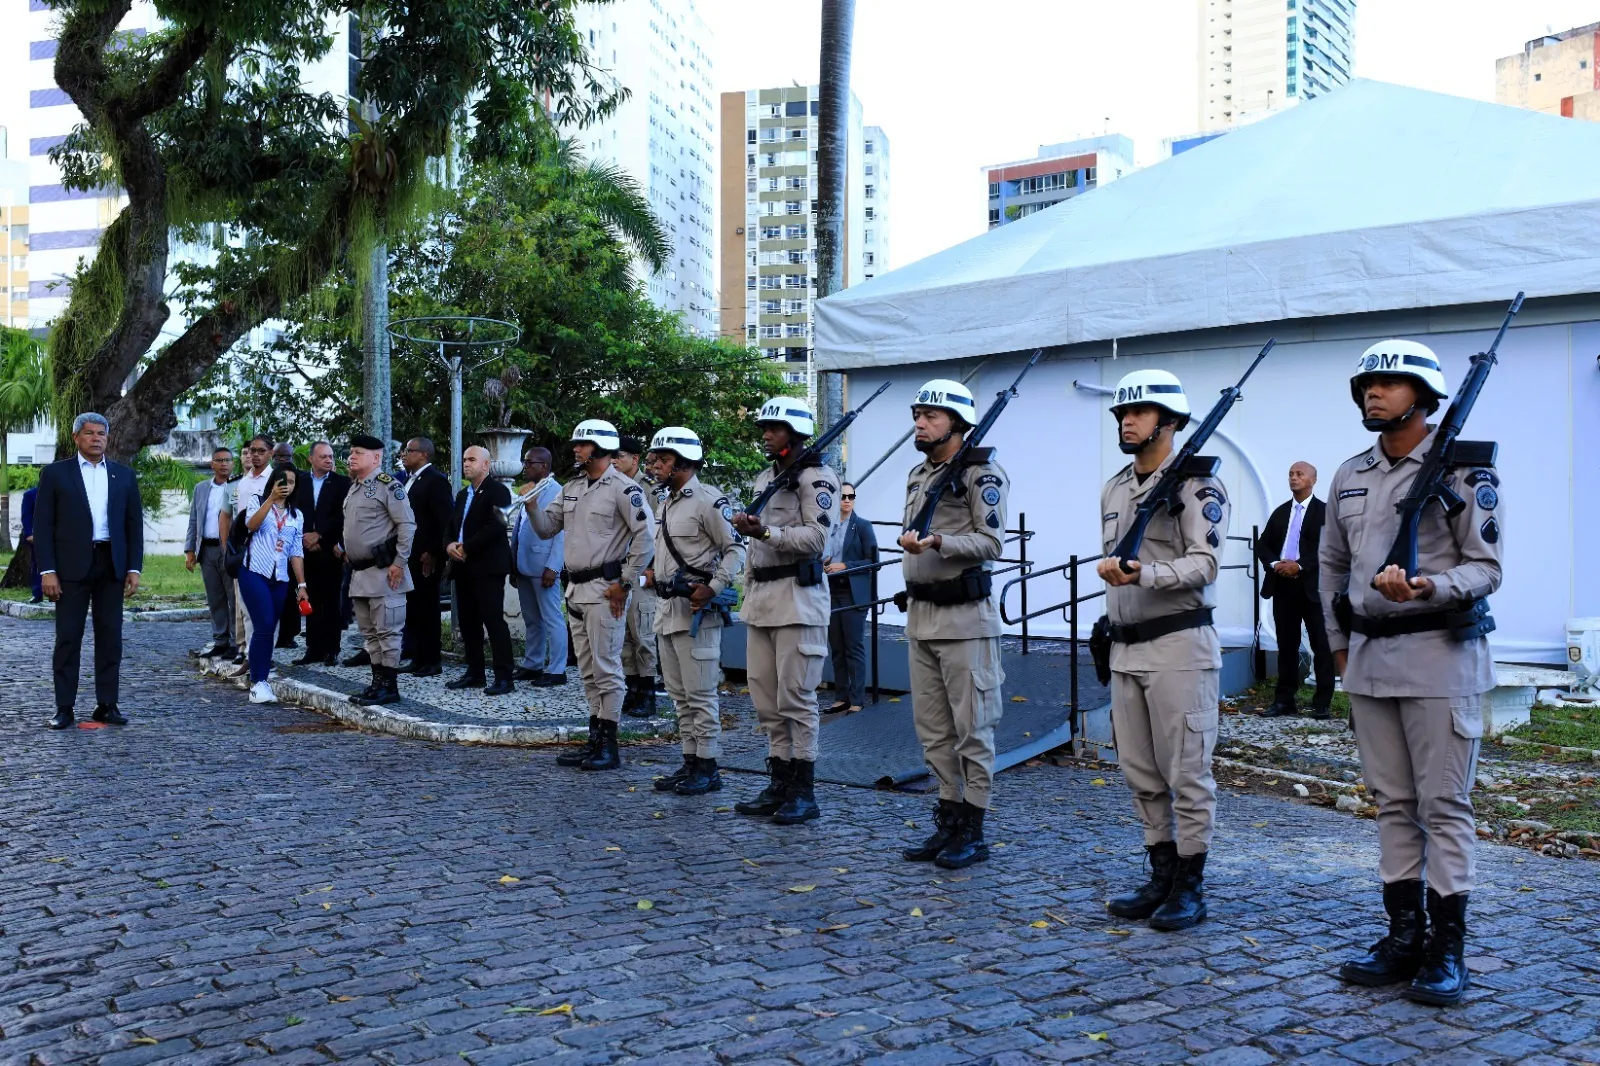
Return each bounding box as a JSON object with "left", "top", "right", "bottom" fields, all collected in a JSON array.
[
  {"left": 0, "top": 552, "right": 206, "bottom": 604},
  {"left": 1229, "top": 676, "right": 1351, "bottom": 720},
  {"left": 1504, "top": 702, "right": 1600, "bottom": 753}
]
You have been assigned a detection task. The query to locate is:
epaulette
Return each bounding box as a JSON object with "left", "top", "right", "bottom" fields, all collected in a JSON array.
[
  {"left": 375, "top": 472, "right": 394, "bottom": 483},
  {"left": 960, "top": 446, "right": 997, "bottom": 466},
  {"left": 226, "top": 473, "right": 243, "bottom": 483}
]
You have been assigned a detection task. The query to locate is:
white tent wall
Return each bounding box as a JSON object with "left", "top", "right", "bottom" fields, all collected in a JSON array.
[{"left": 839, "top": 306, "right": 1596, "bottom": 664}]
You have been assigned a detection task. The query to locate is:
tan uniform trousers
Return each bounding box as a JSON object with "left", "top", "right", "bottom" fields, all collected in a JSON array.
[
  {"left": 352, "top": 594, "right": 406, "bottom": 668},
  {"left": 1111, "top": 668, "right": 1220, "bottom": 856},
  {"left": 1349, "top": 694, "right": 1482, "bottom": 896},
  {"left": 570, "top": 599, "right": 628, "bottom": 722},
  {"left": 909, "top": 637, "right": 1004, "bottom": 809},
  {"left": 746, "top": 623, "right": 826, "bottom": 761},
  {"left": 660, "top": 622, "right": 725, "bottom": 757},
  {"left": 623, "top": 588, "right": 659, "bottom": 678}
]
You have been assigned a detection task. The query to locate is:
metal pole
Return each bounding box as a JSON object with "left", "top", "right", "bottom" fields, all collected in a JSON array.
[
  {"left": 448, "top": 344, "right": 463, "bottom": 490},
  {"left": 869, "top": 563, "right": 879, "bottom": 703},
  {"left": 1069, "top": 554, "right": 1079, "bottom": 742},
  {"left": 1018, "top": 511, "right": 1029, "bottom": 655},
  {"left": 852, "top": 355, "right": 994, "bottom": 488},
  {"left": 1252, "top": 522, "right": 1264, "bottom": 681}
]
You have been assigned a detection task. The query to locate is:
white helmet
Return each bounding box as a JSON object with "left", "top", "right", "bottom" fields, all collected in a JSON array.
[
  {"left": 570, "top": 418, "right": 620, "bottom": 452},
  {"left": 756, "top": 395, "right": 815, "bottom": 436},
  {"left": 649, "top": 426, "right": 703, "bottom": 463},
  {"left": 1110, "top": 369, "right": 1191, "bottom": 420},
  {"left": 1350, "top": 339, "right": 1449, "bottom": 407},
  {"left": 911, "top": 378, "right": 978, "bottom": 426}
]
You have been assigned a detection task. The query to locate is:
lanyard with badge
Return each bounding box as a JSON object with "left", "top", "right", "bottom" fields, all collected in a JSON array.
[{"left": 273, "top": 507, "right": 289, "bottom": 555}]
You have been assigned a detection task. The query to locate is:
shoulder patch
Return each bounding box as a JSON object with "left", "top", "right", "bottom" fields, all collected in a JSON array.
[
  {"left": 1466, "top": 469, "right": 1499, "bottom": 489},
  {"left": 713, "top": 495, "right": 730, "bottom": 510},
  {"left": 1481, "top": 517, "right": 1499, "bottom": 544},
  {"left": 1103, "top": 512, "right": 1118, "bottom": 522},
  {"left": 812, "top": 478, "right": 838, "bottom": 495},
  {"left": 1360, "top": 454, "right": 1379, "bottom": 469},
  {"left": 721, "top": 504, "right": 735, "bottom": 522},
  {"left": 985, "top": 510, "right": 1001, "bottom": 529},
  {"left": 818, "top": 511, "right": 831, "bottom": 527},
  {"left": 375, "top": 472, "right": 393, "bottom": 483},
  {"left": 391, "top": 485, "right": 406, "bottom": 501},
  {"left": 1202, "top": 500, "right": 1223, "bottom": 524},
  {"left": 981, "top": 486, "right": 1002, "bottom": 506},
  {"left": 906, "top": 483, "right": 920, "bottom": 496},
  {"left": 681, "top": 487, "right": 694, "bottom": 498},
  {"left": 1194, "top": 486, "right": 1226, "bottom": 505},
  {"left": 815, "top": 490, "right": 833, "bottom": 512},
  {"left": 1338, "top": 487, "right": 1368, "bottom": 501},
  {"left": 1206, "top": 527, "right": 1221, "bottom": 548},
  {"left": 974, "top": 473, "right": 1002, "bottom": 488},
  {"left": 635, "top": 510, "right": 647, "bottom": 521},
  {"left": 1475, "top": 485, "right": 1498, "bottom": 511}
]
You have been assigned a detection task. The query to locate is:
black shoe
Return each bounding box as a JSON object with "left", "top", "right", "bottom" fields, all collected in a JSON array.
[
  {"left": 1340, "top": 879, "right": 1427, "bottom": 987},
  {"left": 1404, "top": 890, "right": 1470, "bottom": 1006},
  {"left": 92, "top": 704, "right": 128, "bottom": 726},
  {"left": 533, "top": 671, "right": 567, "bottom": 687},
  {"left": 485, "top": 676, "right": 515, "bottom": 696},
  {"left": 580, "top": 718, "right": 622, "bottom": 771},
  {"left": 558, "top": 717, "right": 602, "bottom": 767},
  {"left": 445, "top": 671, "right": 488, "bottom": 690},
  {"left": 198, "top": 642, "right": 232, "bottom": 659},
  {"left": 29, "top": 595, "right": 44, "bottom": 604},
  {"left": 349, "top": 665, "right": 383, "bottom": 703},
  {"left": 675, "top": 757, "right": 723, "bottom": 796},
  {"left": 232, "top": 652, "right": 247, "bottom": 666},
  {"left": 1310, "top": 704, "right": 1333, "bottom": 720},
  {"left": 1259, "top": 700, "right": 1299, "bottom": 718},
  {"left": 275, "top": 637, "right": 298, "bottom": 649},
  {"left": 342, "top": 649, "right": 371, "bottom": 667},
  {"left": 1148, "top": 851, "right": 1208, "bottom": 931},
  {"left": 935, "top": 802, "right": 990, "bottom": 869},
  {"left": 322, "top": 654, "right": 340, "bottom": 667},
  {"left": 1107, "top": 841, "right": 1180, "bottom": 919},
  {"left": 903, "top": 799, "right": 961, "bottom": 862},
  {"left": 654, "top": 755, "right": 697, "bottom": 792},
  {"left": 46, "top": 707, "right": 74, "bottom": 730},
  {"left": 624, "top": 687, "right": 657, "bottom": 719},
  {"left": 411, "top": 664, "right": 441, "bottom": 678},
  {"left": 291, "top": 653, "right": 319, "bottom": 666},
  {"left": 772, "top": 759, "right": 821, "bottom": 825},
  {"left": 513, "top": 667, "right": 542, "bottom": 681},
  {"left": 352, "top": 666, "right": 401, "bottom": 706},
  {"left": 619, "top": 675, "right": 641, "bottom": 717},
  {"left": 735, "top": 757, "right": 792, "bottom": 816}
]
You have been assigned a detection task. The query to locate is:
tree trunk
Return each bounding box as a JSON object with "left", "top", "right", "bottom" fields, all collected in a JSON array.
[
  {"left": 0, "top": 436, "right": 11, "bottom": 553},
  {"left": 814, "top": 0, "right": 855, "bottom": 473},
  {"left": 362, "top": 239, "right": 392, "bottom": 451}
]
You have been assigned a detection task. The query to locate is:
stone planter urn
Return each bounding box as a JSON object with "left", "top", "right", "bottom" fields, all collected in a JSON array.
[{"left": 479, "top": 428, "right": 532, "bottom": 485}]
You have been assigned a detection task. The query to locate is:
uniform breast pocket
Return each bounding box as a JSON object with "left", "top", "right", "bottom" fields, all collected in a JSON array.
[
  {"left": 1102, "top": 512, "right": 1119, "bottom": 553},
  {"left": 587, "top": 509, "right": 617, "bottom": 537},
  {"left": 1145, "top": 512, "right": 1179, "bottom": 547},
  {"left": 1337, "top": 491, "right": 1368, "bottom": 549}
]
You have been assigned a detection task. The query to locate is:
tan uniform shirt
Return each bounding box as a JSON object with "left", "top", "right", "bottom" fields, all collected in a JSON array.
[
  {"left": 741, "top": 461, "right": 839, "bottom": 628},
  {"left": 653, "top": 476, "right": 746, "bottom": 635},
  {"left": 1319, "top": 430, "right": 1503, "bottom": 698},
  {"left": 1100, "top": 455, "right": 1230, "bottom": 672},
  {"left": 901, "top": 457, "right": 1009, "bottom": 639},
  {"left": 343, "top": 473, "right": 415, "bottom": 597},
  {"left": 531, "top": 463, "right": 653, "bottom": 605}
]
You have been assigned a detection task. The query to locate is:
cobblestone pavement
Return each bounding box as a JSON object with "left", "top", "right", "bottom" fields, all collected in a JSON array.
[{"left": 3, "top": 615, "right": 1599, "bottom": 1066}]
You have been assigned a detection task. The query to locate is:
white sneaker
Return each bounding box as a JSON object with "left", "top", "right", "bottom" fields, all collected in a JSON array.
[{"left": 249, "top": 681, "right": 278, "bottom": 704}]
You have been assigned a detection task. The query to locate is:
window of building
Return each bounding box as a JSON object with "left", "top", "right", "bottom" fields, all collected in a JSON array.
[
  {"left": 768, "top": 104, "right": 780, "bottom": 117},
  {"left": 786, "top": 273, "right": 807, "bottom": 288},
  {"left": 863, "top": 228, "right": 873, "bottom": 242},
  {"left": 747, "top": 178, "right": 757, "bottom": 193},
  {"left": 1534, "top": 73, "right": 1542, "bottom": 82},
  {"left": 864, "top": 140, "right": 874, "bottom": 154},
  {"left": 747, "top": 128, "right": 756, "bottom": 143},
  {"left": 747, "top": 325, "right": 757, "bottom": 340},
  {"left": 865, "top": 185, "right": 875, "bottom": 198},
  {"left": 810, "top": 101, "right": 820, "bottom": 116},
  {"left": 786, "top": 175, "right": 807, "bottom": 189},
  {"left": 746, "top": 274, "right": 757, "bottom": 290},
  {"left": 762, "top": 299, "right": 782, "bottom": 313},
  {"left": 865, "top": 164, "right": 875, "bottom": 176},
  {"left": 787, "top": 249, "right": 808, "bottom": 264},
  {"left": 786, "top": 201, "right": 803, "bottom": 214},
  {"left": 761, "top": 224, "right": 782, "bottom": 239},
  {"left": 7, "top": 225, "right": 27, "bottom": 243},
  {"left": 865, "top": 252, "right": 875, "bottom": 266},
  {"left": 865, "top": 207, "right": 874, "bottom": 220},
  {"left": 1583, "top": 60, "right": 1590, "bottom": 70},
  {"left": 12, "top": 256, "right": 25, "bottom": 271},
  {"left": 785, "top": 101, "right": 807, "bottom": 116},
  {"left": 767, "top": 177, "right": 779, "bottom": 191},
  {"left": 760, "top": 275, "right": 783, "bottom": 289},
  {"left": 785, "top": 299, "right": 805, "bottom": 313},
  {"left": 788, "top": 128, "right": 805, "bottom": 140},
  {"left": 760, "top": 128, "right": 777, "bottom": 142},
  {"left": 1084, "top": 166, "right": 1097, "bottom": 185},
  {"left": 760, "top": 324, "right": 782, "bottom": 338},
  {"left": 988, "top": 208, "right": 1000, "bottom": 225},
  {"left": 785, "top": 323, "right": 806, "bottom": 337},
  {"left": 747, "top": 154, "right": 756, "bottom": 167},
  {"left": 786, "top": 346, "right": 808, "bottom": 360},
  {"left": 784, "top": 223, "right": 806, "bottom": 239}
]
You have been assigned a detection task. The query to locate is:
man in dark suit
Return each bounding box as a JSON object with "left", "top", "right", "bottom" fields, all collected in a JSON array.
[
  {"left": 293, "top": 441, "right": 352, "bottom": 666},
  {"left": 21, "top": 484, "right": 42, "bottom": 602},
  {"left": 395, "top": 436, "right": 454, "bottom": 675},
  {"left": 1255, "top": 461, "right": 1334, "bottom": 718},
  {"left": 446, "top": 445, "right": 515, "bottom": 694},
  {"left": 824, "top": 481, "right": 879, "bottom": 712},
  {"left": 35, "top": 412, "right": 144, "bottom": 728}
]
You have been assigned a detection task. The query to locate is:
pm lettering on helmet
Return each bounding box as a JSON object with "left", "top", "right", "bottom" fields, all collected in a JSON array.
[
  {"left": 1363, "top": 352, "right": 1401, "bottom": 373},
  {"left": 1117, "top": 385, "right": 1142, "bottom": 405}
]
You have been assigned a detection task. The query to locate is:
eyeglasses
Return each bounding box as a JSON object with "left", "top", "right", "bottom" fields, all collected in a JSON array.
[
  {"left": 248, "top": 446, "right": 269, "bottom": 454},
  {"left": 842, "top": 493, "right": 856, "bottom": 500}
]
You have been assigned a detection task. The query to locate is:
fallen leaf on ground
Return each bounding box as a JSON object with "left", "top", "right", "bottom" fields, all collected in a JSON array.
[
  {"left": 788, "top": 885, "right": 817, "bottom": 893},
  {"left": 1010, "top": 695, "right": 1028, "bottom": 702},
  {"left": 910, "top": 907, "right": 924, "bottom": 917},
  {"left": 321, "top": 903, "right": 331, "bottom": 910},
  {"left": 904, "top": 820, "right": 917, "bottom": 828},
  {"left": 857, "top": 898, "right": 876, "bottom": 906},
  {"left": 714, "top": 806, "right": 732, "bottom": 812},
  {"left": 1242, "top": 936, "right": 1260, "bottom": 946},
  {"left": 1045, "top": 910, "right": 1072, "bottom": 926},
  {"left": 1083, "top": 1032, "right": 1108, "bottom": 1041},
  {"left": 1030, "top": 920, "right": 1050, "bottom": 928},
  {"left": 1090, "top": 779, "right": 1106, "bottom": 786},
  {"left": 636, "top": 899, "right": 654, "bottom": 910},
  {"left": 742, "top": 858, "right": 761, "bottom": 867},
  {"left": 604, "top": 846, "right": 621, "bottom": 852},
  {"left": 505, "top": 1007, "right": 538, "bottom": 1014},
  {"left": 818, "top": 923, "right": 850, "bottom": 932},
  {"left": 537, "top": 1003, "right": 574, "bottom": 1016},
  {"left": 653, "top": 812, "right": 664, "bottom": 819},
  {"left": 833, "top": 867, "right": 849, "bottom": 873},
  {"left": 130, "top": 1037, "right": 159, "bottom": 1046},
  {"left": 333, "top": 995, "right": 355, "bottom": 1002},
  {"left": 1251, "top": 821, "right": 1268, "bottom": 828},
  {"left": 1104, "top": 927, "right": 1131, "bottom": 936},
  {"left": 498, "top": 875, "right": 520, "bottom": 884}
]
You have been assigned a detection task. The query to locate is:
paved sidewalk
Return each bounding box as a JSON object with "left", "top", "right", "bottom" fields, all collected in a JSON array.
[{"left": 2, "top": 615, "right": 1598, "bottom": 1065}]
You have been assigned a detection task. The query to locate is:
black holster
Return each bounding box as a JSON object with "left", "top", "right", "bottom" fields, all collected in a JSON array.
[{"left": 1090, "top": 615, "right": 1113, "bottom": 685}]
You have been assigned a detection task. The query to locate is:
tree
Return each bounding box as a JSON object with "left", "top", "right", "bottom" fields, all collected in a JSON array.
[
  {"left": 0, "top": 327, "right": 53, "bottom": 552},
  {"left": 815, "top": 0, "right": 856, "bottom": 470},
  {"left": 46, "top": 0, "right": 622, "bottom": 462}
]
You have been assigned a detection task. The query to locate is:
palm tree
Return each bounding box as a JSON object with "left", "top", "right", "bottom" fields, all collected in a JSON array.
[
  {"left": 541, "top": 134, "right": 673, "bottom": 278},
  {"left": 0, "top": 327, "right": 52, "bottom": 553},
  {"left": 816, "top": 0, "right": 857, "bottom": 467}
]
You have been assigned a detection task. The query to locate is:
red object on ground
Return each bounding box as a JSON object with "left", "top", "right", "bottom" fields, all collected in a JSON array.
[{"left": 77, "top": 722, "right": 107, "bottom": 730}]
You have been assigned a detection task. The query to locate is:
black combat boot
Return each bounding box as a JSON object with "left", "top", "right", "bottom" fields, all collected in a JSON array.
[
  {"left": 342, "top": 648, "right": 371, "bottom": 667},
  {"left": 620, "top": 675, "right": 641, "bottom": 716},
  {"left": 735, "top": 757, "right": 792, "bottom": 816},
  {"left": 368, "top": 666, "right": 402, "bottom": 706},
  {"left": 557, "top": 716, "right": 602, "bottom": 766},
  {"left": 1339, "top": 879, "right": 1427, "bottom": 986},
  {"left": 902, "top": 799, "right": 961, "bottom": 862},
  {"left": 655, "top": 754, "right": 697, "bottom": 791},
  {"left": 349, "top": 665, "right": 384, "bottom": 704},
  {"left": 934, "top": 802, "right": 990, "bottom": 869},
  {"left": 772, "top": 759, "right": 821, "bottom": 825},
  {"left": 1404, "top": 889, "right": 1470, "bottom": 1006},
  {"left": 675, "top": 756, "right": 723, "bottom": 796},
  {"left": 1148, "top": 850, "right": 1208, "bottom": 931},
  {"left": 1106, "top": 841, "right": 1180, "bottom": 920},
  {"left": 580, "top": 718, "right": 622, "bottom": 771}
]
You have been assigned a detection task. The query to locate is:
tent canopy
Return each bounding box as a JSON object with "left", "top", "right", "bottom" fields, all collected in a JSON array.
[{"left": 814, "top": 80, "right": 1600, "bottom": 370}]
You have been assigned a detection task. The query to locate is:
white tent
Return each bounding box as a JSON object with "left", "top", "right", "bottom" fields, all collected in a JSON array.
[{"left": 814, "top": 80, "right": 1600, "bottom": 371}]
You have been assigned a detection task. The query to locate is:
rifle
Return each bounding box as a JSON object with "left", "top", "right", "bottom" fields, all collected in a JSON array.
[
  {"left": 1112, "top": 339, "right": 1275, "bottom": 572},
  {"left": 1377, "top": 291, "right": 1522, "bottom": 580},
  {"left": 906, "top": 349, "right": 1042, "bottom": 538},
  {"left": 744, "top": 380, "right": 891, "bottom": 517}
]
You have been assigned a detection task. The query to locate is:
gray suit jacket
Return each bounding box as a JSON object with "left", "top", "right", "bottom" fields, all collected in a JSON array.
[
  {"left": 185, "top": 478, "right": 232, "bottom": 554},
  {"left": 829, "top": 512, "right": 879, "bottom": 606},
  {"left": 511, "top": 479, "right": 562, "bottom": 578}
]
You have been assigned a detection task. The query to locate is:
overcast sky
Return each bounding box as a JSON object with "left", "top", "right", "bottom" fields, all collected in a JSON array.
[{"left": 696, "top": 0, "right": 1600, "bottom": 268}]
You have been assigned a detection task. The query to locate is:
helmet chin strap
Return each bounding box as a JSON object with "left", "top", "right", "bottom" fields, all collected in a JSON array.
[
  {"left": 913, "top": 430, "right": 953, "bottom": 454},
  {"left": 1362, "top": 404, "right": 1418, "bottom": 433},
  {"left": 1113, "top": 413, "right": 1171, "bottom": 455}
]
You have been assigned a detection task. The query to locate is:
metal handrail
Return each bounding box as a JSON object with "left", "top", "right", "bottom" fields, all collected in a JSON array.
[{"left": 999, "top": 553, "right": 1106, "bottom": 627}]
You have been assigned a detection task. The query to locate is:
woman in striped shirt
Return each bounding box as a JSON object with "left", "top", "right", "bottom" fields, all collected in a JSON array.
[{"left": 238, "top": 465, "right": 309, "bottom": 703}]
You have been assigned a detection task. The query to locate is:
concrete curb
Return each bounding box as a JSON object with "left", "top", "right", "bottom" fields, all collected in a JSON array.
[
  {"left": 1, "top": 600, "right": 209, "bottom": 622},
  {"left": 196, "top": 658, "right": 676, "bottom": 747}
]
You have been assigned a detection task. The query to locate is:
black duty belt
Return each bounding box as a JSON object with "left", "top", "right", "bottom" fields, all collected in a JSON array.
[
  {"left": 201, "top": 538, "right": 220, "bottom": 547},
  {"left": 1348, "top": 598, "right": 1494, "bottom": 642},
  {"left": 567, "top": 560, "right": 624, "bottom": 584},
  {"left": 1108, "top": 607, "right": 1214, "bottom": 644},
  {"left": 904, "top": 567, "right": 993, "bottom": 607},
  {"left": 750, "top": 557, "right": 824, "bottom": 586}
]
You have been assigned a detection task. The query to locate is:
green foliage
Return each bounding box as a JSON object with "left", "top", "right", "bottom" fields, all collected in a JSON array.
[
  {"left": 0, "top": 328, "right": 53, "bottom": 476},
  {"left": 0, "top": 467, "right": 43, "bottom": 492},
  {"left": 132, "top": 449, "right": 202, "bottom": 518}
]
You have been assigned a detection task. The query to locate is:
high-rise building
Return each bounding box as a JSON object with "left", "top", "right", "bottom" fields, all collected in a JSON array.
[
  {"left": 982, "top": 135, "right": 1134, "bottom": 230},
  {"left": 1, "top": 157, "right": 28, "bottom": 330},
  {"left": 1199, "top": 0, "right": 1355, "bottom": 129},
  {"left": 571, "top": 0, "right": 717, "bottom": 336},
  {"left": 718, "top": 85, "right": 886, "bottom": 393},
  {"left": 1496, "top": 22, "right": 1600, "bottom": 121}
]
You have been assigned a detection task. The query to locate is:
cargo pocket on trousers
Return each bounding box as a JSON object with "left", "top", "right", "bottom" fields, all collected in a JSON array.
[
  {"left": 1182, "top": 706, "right": 1219, "bottom": 780},
  {"left": 974, "top": 646, "right": 1006, "bottom": 730},
  {"left": 797, "top": 643, "right": 828, "bottom": 693},
  {"left": 690, "top": 645, "right": 722, "bottom": 689},
  {"left": 1449, "top": 695, "right": 1485, "bottom": 740}
]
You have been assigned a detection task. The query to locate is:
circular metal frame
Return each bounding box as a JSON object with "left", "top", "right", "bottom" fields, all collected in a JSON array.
[{"left": 386, "top": 314, "right": 521, "bottom": 351}]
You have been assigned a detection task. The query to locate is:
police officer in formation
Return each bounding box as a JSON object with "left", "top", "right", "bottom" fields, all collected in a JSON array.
[
  {"left": 1097, "top": 371, "right": 1229, "bottom": 932},
  {"left": 339, "top": 434, "right": 416, "bottom": 707},
  {"left": 643, "top": 427, "right": 745, "bottom": 797},
  {"left": 731, "top": 397, "right": 839, "bottom": 825},
  {"left": 615, "top": 436, "right": 663, "bottom": 719},
  {"left": 896, "top": 379, "right": 1009, "bottom": 869},
  {"left": 1323, "top": 341, "right": 1502, "bottom": 1006},
  {"left": 528, "top": 419, "right": 654, "bottom": 771}
]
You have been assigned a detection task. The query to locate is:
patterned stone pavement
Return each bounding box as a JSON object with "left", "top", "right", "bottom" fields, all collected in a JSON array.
[{"left": 2, "top": 614, "right": 1598, "bottom": 1065}]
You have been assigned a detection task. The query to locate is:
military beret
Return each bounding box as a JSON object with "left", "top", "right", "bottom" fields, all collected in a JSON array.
[
  {"left": 617, "top": 435, "right": 645, "bottom": 456},
  {"left": 349, "top": 433, "right": 384, "bottom": 450}
]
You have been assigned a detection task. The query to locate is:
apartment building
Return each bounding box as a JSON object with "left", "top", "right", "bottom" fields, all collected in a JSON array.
[
  {"left": 982, "top": 134, "right": 1133, "bottom": 230},
  {"left": 1, "top": 157, "right": 27, "bottom": 329},
  {"left": 718, "top": 85, "right": 886, "bottom": 393},
  {"left": 1199, "top": 0, "right": 1355, "bottom": 129},
  {"left": 1496, "top": 22, "right": 1600, "bottom": 121}
]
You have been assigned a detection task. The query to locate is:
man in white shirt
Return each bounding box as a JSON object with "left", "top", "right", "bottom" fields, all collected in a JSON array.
[
  {"left": 35, "top": 412, "right": 144, "bottom": 728},
  {"left": 184, "top": 447, "right": 236, "bottom": 657},
  {"left": 1255, "top": 461, "right": 1334, "bottom": 719}
]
